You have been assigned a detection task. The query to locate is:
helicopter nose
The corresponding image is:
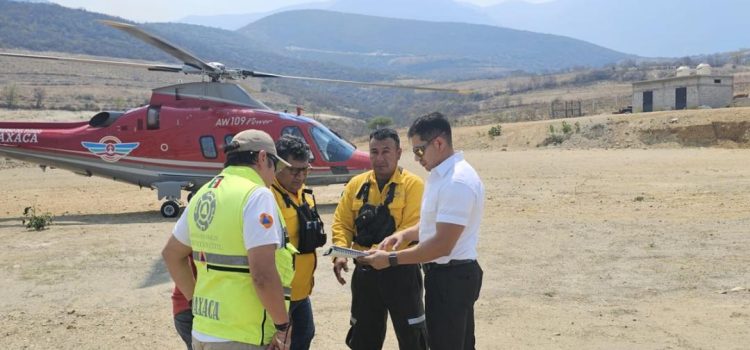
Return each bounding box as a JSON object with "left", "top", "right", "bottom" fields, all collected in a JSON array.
[{"left": 350, "top": 150, "right": 371, "bottom": 170}]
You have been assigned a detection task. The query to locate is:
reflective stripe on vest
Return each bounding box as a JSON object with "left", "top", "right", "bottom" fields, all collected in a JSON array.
[
  {"left": 191, "top": 253, "right": 293, "bottom": 299},
  {"left": 193, "top": 251, "right": 248, "bottom": 267}
]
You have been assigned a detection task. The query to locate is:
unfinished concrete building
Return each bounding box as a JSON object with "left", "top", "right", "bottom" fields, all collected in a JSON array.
[{"left": 632, "top": 64, "right": 733, "bottom": 112}]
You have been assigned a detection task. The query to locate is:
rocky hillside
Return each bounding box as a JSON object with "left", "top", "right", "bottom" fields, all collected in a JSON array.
[{"left": 455, "top": 107, "right": 750, "bottom": 151}]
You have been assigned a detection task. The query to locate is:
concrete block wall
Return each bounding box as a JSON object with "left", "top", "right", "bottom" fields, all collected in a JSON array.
[
  {"left": 632, "top": 75, "right": 733, "bottom": 112},
  {"left": 697, "top": 76, "right": 734, "bottom": 108}
]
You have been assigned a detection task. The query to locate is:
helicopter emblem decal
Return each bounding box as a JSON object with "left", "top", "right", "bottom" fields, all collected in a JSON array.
[{"left": 81, "top": 136, "right": 140, "bottom": 163}]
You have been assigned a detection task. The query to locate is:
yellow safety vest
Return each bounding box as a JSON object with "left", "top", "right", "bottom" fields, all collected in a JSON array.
[
  {"left": 272, "top": 180, "right": 317, "bottom": 301},
  {"left": 188, "top": 166, "right": 296, "bottom": 345},
  {"left": 332, "top": 168, "right": 424, "bottom": 251}
]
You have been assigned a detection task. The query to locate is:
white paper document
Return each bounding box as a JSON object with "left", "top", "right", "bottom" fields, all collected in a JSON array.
[{"left": 322, "top": 246, "right": 367, "bottom": 259}]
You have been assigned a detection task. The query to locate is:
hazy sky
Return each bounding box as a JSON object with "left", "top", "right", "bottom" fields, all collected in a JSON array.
[{"left": 50, "top": 0, "right": 552, "bottom": 22}]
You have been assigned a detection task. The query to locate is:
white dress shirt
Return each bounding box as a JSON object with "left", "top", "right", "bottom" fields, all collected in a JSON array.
[{"left": 418, "top": 152, "right": 484, "bottom": 264}]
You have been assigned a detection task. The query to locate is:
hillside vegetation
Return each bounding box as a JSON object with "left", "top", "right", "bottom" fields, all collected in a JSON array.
[
  {"left": 0, "top": 0, "right": 382, "bottom": 82},
  {"left": 453, "top": 107, "right": 750, "bottom": 151},
  {"left": 239, "top": 10, "right": 631, "bottom": 80},
  {"left": 2, "top": 0, "right": 750, "bottom": 134}
]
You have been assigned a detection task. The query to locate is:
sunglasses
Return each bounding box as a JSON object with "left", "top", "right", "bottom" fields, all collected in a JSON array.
[
  {"left": 286, "top": 165, "right": 311, "bottom": 177},
  {"left": 412, "top": 135, "right": 439, "bottom": 158}
]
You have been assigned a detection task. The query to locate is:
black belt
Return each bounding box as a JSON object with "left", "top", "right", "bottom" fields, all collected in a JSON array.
[
  {"left": 354, "top": 260, "right": 374, "bottom": 271},
  {"left": 422, "top": 259, "right": 475, "bottom": 273}
]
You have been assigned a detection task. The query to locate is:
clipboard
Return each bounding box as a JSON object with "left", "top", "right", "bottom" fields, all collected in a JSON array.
[{"left": 322, "top": 246, "right": 367, "bottom": 259}]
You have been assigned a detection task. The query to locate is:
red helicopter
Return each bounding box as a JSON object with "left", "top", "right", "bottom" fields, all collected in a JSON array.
[{"left": 0, "top": 20, "right": 457, "bottom": 217}]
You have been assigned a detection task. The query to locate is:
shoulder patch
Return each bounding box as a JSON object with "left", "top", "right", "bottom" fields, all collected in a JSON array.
[{"left": 259, "top": 213, "right": 274, "bottom": 229}]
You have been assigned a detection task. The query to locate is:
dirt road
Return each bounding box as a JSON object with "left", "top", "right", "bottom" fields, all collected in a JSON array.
[{"left": 2, "top": 146, "right": 749, "bottom": 349}]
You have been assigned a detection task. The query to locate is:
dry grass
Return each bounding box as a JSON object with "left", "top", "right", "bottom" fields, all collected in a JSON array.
[
  {"left": 1, "top": 145, "right": 749, "bottom": 349},
  {"left": 4, "top": 50, "right": 750, "bottom": 139}
]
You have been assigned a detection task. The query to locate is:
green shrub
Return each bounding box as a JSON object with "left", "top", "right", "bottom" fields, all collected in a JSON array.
[
  {"left": 488, "top": 124, "right": 502, "bottom": 138},
  {"left": 540, "top": 134, "right": 566, "bottom": 146},
  {"left": 562, "top": 121, "right": 573, "bottom": 134},
  {"left": 22, "top": 206, "right": 53, "bottom": 231},
  {"left": 539, "top": 121, "right": 572, "bottom": 146},
  {"left": 367, "top": 116, "right": 394, "bottom": 130}
]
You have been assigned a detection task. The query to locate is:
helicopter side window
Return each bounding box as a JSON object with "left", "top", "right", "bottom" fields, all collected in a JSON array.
[
  {"left": 147, "top": 106, "right": 160, "bottom": 130},
  {"left": 281, "top": 126, "right": 304, "bottom": 139},
  {"left": 200, "top": 136, "right": 218, "bottom": 159},
  {"left": 223, "top": 134, "right": 234, "bottom": 151},
  {"left": 310, "top": 126, "right": 354, "bottom": 163}
]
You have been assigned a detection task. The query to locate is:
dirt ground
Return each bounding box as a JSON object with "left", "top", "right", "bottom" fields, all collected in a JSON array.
[{"left": 2, "top": 110, "right": 750, "bottom": 349}]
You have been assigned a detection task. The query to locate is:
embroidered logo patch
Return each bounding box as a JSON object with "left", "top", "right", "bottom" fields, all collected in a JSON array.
[
  {"left": 259, "top": 213, "right": 274, "bottom": 229},
  {"left": 194, "top": 191, "right": 217, "bottom": 231}
]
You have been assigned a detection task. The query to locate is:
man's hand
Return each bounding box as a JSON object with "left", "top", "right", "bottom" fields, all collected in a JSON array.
[
  {"left": 333, "top": 257, "right": 349, "bottom": 285},
  {"left": 378, "top": 232, "right": 404, "bottom": 251},
  {"left": 357, "top": 250, "right": 390, "bottom": 270},
  {"left": 268, "top": 324, "right": 292, "bottom": 350}
]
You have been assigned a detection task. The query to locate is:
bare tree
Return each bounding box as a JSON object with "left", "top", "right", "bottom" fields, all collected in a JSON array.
[
  {"left": 3, "top": 84, "right": 18, "bottom": 109},
  {"left": 33, "top": 87, "right": 46, "bottom": 109}
]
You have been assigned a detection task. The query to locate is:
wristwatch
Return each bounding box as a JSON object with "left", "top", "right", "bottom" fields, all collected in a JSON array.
[{"left": 388, "top": 252, "right": 399, "bottom": 267}]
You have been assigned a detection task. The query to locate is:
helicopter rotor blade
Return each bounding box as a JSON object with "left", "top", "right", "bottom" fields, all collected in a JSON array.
[
  {"left": 99, "top": 20, "right": 217, "bottom": 73},
  {"left": 0, "top": 52, "right": 182, "bottom": 71},
  {"left": 147, "top": 66, "right": 185, "bottom": 73},
  {"left": 243, "top": 70, "right": 465, "bottom": 93},
  {"left": 4, "top": 21, "right": 468, "bottom": 93}
]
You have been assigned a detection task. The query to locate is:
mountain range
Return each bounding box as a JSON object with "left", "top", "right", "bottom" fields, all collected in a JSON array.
[
  {"left": 0, "top": 0, "right": 630, "bottom": 80},
  {"left": 180, "top": 0, "right": 495, "bottom": 31},
  {"left": 484, "top": 0, "right": 750, "bottom": 57},
  {"left": 0, "top": 0, "right": 381, "bottom": 81},
  {"left": 179, "top": 0, "right": 750, "bottom": 57},
  {"left": 239, "top": 10, "right": 629, "bottom": 79}
]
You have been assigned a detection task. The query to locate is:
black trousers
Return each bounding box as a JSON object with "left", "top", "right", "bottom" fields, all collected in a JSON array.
[
  {"left": 424, "top": 261, "right": 483, "bottom": 350},
  {"left": 173, "top": 309, "right": 193, "bottom": 350},
  {"left": 346, "top": 263, "right": 427, "bottom": 350}
]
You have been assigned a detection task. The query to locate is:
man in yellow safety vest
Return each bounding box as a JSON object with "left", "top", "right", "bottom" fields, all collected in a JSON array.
[{"left": 162, "top": 129, "right": 297, "bottom": 350}]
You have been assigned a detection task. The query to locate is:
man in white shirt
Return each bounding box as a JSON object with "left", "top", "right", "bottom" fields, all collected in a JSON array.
[{"left": 359, "top": 112, "right": 484, "bottom": 350}]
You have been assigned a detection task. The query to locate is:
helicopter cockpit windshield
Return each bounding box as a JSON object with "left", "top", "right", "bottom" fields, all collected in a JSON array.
[{"left": 310, "top": 126, "right": 355, "bottom": 162}]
